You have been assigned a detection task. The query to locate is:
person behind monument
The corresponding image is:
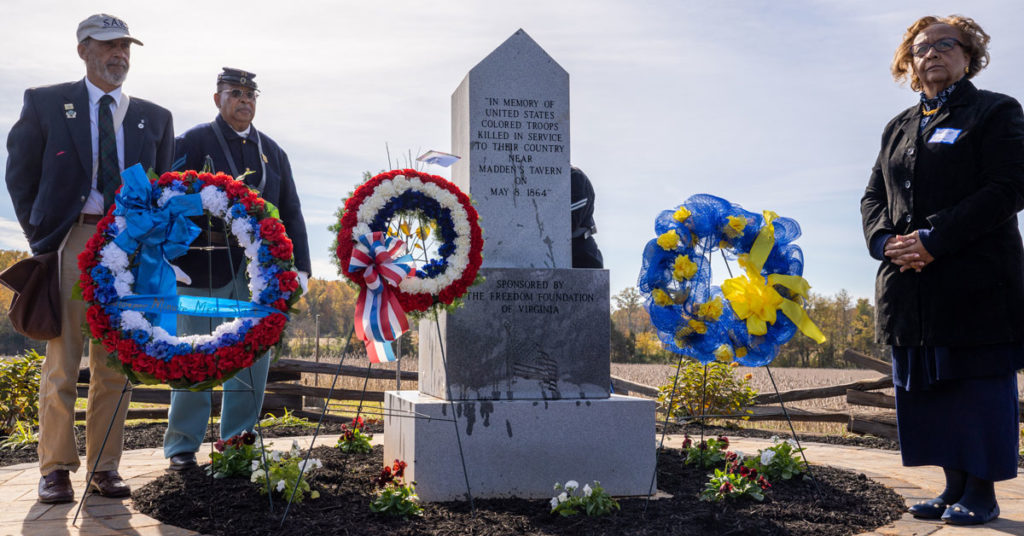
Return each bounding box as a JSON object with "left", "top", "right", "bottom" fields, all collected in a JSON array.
[
  {"left": 860, "top": 15, "right": 1024, "bottom": 525},
  {"left": 163, "top": 67, "right": 311, "bottom": 471},
  {"left": 5, "top": 14, "right": 174, "bottom": 503},
  {"left": 570, "top": 166, "right": 603, "bottom": 268}
]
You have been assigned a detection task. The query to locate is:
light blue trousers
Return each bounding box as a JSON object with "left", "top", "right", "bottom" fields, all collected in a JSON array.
[{"left": 163, "top": 271, "right": 271, "bottom": 458}]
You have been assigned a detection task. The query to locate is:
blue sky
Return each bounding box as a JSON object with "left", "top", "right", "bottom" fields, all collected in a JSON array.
[{"left": 2, "top": 0, "right": 1023, "bottom": 304}]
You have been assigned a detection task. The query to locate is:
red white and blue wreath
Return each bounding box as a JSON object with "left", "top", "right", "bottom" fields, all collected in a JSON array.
[
  {"left": 334, "top": 169, "right": 483, "bottom": 362},
  {"left": 78, "top": 164, "right": 302, "bottom": 390}
]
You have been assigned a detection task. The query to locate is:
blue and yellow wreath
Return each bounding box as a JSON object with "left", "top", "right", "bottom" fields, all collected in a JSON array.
[{"left": 638, "top": 194, "right": 825, "bottom": 366}]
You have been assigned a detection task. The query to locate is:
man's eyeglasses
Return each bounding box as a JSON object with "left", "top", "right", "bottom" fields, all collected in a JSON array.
[
  {"left": 912, "top": 37, "right": 962, "bottom": 58},
  {"left": 223, "top": 88, "right": 258, "bottom": 100}
]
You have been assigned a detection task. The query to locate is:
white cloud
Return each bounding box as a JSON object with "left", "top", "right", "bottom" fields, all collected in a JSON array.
[{"left": 0, "top": 218, "right": 29, "bottom": 251}]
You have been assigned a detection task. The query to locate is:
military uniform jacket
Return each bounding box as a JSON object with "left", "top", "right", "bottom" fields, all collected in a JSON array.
[
  {"left": 861, "top": 80, "right": 1024, "bottom": 347},
  {"left": 5, "top": 79, "right": 174, "bottom": 254},
  {"left": 173, "top": 115, "right": 311, "bottom": 288}
]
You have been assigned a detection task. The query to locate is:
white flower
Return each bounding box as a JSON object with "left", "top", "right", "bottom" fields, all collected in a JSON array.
[
  {"left": 157, "top": 188, "right": 185, "bottom": 208},
  {"left": 557, "top": 492, "right": 568, "bottom": 504},
  {"left": 761, "top": 450, "right": 776, "bottom": 466},
  {"left": 118, "top": 310, "right": 152, "bottom": 332},
  {"left": 733, "top": 450, "right": 745, "bottom": 460},
  {"left": 786, "top": 438, "right": 798, "bottom": 448},
  {"left": 200, "top": 186, "right": 230, "bottom": 218},
  {"left": 770, "top": 435, "right": 780, "bottom": 443},
  {"left": 231, "top": 218, "right": 256, "bottom": 249},
  {"left": 583, "top": 484, "right": 593, "bottom": 497},
  {"left": 564, "top": 480, "right": 579, "bottom": 491},
  {"left": 113, "top": 269, "right": 134, "bottom": 297},
  {"left": 99, "top": 243, "right": 130, "bottom": 272},
  {"left": 276, "top": 480, "right": 286, "bottom": 492},
  {"left": 250, "top": 469, "right": 265, "bottom": 483},
  {"left": 550, "top": 496, "right": 559, "bottom": 509},
  {"left": 251, "top": 460, "right": 262, "bottom": 472}
]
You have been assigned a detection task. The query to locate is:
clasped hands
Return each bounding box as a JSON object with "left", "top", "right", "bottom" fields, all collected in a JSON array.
[{"left": 884, "top": 230, "right": 934, "bottom": 272}]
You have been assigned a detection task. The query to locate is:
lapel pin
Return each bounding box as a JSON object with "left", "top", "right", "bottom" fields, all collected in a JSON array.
[
  {"left": 138, "top": 118, "right": 145, "bottom": 129},
  {"left": 64, "top": 103, "right": 76, "bottom": 119},
  {"left": 261, "top": 153, "right": 268, "bottom": 163}
]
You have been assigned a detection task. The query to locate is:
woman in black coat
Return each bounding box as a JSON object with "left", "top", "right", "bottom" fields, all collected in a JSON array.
[{"left": 861, "top": 15, "right": 1024, "bottom": 525}]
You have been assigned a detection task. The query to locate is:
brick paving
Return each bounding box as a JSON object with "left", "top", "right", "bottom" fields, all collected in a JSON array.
[{"left": 1, "top": 434, "right": 1022, "bottom": 535}]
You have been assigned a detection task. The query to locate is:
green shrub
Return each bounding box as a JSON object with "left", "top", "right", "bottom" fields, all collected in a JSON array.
[
  {"left": 0, "top": 349, "right": 43, "bottom": 436},
  {"left": 657, "top": 360, "right": 756, "bottom": 421}
]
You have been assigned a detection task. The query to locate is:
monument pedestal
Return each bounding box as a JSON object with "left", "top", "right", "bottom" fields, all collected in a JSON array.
[{"left": 383, "top": 391, "right": 656, "bottom": 501}]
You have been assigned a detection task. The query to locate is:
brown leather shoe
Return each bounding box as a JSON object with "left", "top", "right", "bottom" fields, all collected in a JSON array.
[
  {"left": 38, "top": 470, "right": 74, "bottom": 503},
  {"left": 88, "top": 470, "right": 131, "bottom": 498}
]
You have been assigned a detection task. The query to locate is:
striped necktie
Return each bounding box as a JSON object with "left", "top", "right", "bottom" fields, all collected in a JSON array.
[{"left": 97, "top": 94, "right": 120, "bottom": 211}]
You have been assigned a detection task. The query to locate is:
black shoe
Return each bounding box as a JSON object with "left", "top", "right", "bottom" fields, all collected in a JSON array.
[
  {"left": 942, "top": 502, "right": 1000, "bottom": 525},
  {"left": 38, "top": 470, "right": 74, "bottom": 503},
  {"left": 908, "top": 497, "right": 948, "bottom": 519},
  {"left": 88, "top": 470, "right": 131, "bottom": 498},
  {"left": 168, "top": 452, "right": 197, "bottom": 471}
]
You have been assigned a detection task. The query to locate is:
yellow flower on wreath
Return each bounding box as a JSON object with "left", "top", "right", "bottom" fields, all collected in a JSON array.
[
  {"left": 673, "top": 255, "right": 698, "bottom": 281},
  {"left": 652, "top": 288, "right": 674, "bottom": 307},
  {"left": 696, "top": 297, "right": 723, "bottom": 320},
  {"left": 673, "top": 206, "right": 691, "bottom": 222},
  {"left": 657, "top": 229, "right": 680, "bottom": 251},
  {"left": 722, "top": 215, "right": 747, "bottom": 238}
]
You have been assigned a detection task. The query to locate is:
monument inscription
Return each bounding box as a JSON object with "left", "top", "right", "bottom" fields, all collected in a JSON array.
[{"left": 452, "top": 29, "right": 571, "bottom": 268}]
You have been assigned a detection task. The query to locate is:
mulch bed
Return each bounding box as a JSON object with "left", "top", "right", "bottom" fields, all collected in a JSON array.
[
  {"left": 132, "top": 445, "right": 906, "bottom": 536},
  {"left": 0, "top": 421, "right": 910, "bottom": 535}
]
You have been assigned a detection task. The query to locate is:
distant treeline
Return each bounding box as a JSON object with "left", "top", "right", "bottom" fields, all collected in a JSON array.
[{"left": 0, "top": 249, "right": 882, "bottom": 366}]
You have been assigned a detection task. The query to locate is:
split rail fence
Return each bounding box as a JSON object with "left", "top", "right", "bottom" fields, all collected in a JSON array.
[{"left": 76, "top": 349, "right": 1022, "bottom": 440}]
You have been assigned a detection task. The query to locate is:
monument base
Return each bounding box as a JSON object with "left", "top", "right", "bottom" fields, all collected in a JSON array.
[{"left": 383, "top": 390, "right": 656, "bottom": 501}]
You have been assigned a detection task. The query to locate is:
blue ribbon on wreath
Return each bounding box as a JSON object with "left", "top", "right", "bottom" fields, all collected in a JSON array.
[{"left": 112, "top": 164, "right": 202, "bottom": 332}]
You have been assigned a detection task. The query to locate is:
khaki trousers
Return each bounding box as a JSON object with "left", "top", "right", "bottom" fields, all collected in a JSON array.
[{"left": 38, "top": 221, "right": 132, "bottom": 476}]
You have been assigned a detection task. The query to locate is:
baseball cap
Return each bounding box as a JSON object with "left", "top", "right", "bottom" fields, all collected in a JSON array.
[{"left": 76, "top": 14, "right": 143, "bottom": 45}]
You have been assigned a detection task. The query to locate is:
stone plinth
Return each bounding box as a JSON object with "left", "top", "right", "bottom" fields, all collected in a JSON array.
[
  {"left": 451, "top": 29, "right": 571, "bottom": 269},
  {"left": 419, "top": 267, "right": 610, "bottom": 401},
  {"left": 383, "top": 391, "right": 656, "bottom": 501}
]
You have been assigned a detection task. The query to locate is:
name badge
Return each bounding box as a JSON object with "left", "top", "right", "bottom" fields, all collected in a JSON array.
[{"left": 928, "top": 128, "right": 962, "bottom": 144}]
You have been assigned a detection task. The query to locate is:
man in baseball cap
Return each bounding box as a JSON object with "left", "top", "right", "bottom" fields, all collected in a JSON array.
[{"left": 5, "top": 13, "right": 173, "bottom": 503}]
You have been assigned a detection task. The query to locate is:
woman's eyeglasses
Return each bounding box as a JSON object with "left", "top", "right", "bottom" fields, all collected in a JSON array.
[{"left": 912, "top": 37, "right": 962, "bottom": 58}]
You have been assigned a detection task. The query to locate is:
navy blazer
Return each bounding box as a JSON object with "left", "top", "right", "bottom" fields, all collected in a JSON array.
[
  {"left": 172, "top": 115, "right": 311, "bottom": 288},
  {"left": 5, "top": 78, "right": 174, "bottom": 254},
  {"left": 861, "top": 80, "right": 1024, "bottom": 346}
]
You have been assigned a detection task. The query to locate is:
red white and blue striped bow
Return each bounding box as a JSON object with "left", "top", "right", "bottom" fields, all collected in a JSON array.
[{"left": 348, "top": 232, "right": 415, "bottom": 363}]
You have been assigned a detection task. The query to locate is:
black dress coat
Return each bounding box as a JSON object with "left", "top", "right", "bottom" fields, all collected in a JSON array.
[
  {"left": 172, "top": 115, "right": 311, "bottom": 288},
  {"left": 861, "top": 80, "right": 1024, "bottom": 347},
  {"left": 5, "top": 79, "right": 174, "bottom": 254}
]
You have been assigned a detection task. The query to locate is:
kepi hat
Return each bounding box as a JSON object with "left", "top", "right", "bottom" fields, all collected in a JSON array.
[{"left": 217, "top": 67, "right": 258, "bottom": 90}]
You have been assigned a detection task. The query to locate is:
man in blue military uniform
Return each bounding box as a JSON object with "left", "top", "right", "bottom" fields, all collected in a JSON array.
[{"left": 163, "top": 68, "right": 311, "bottom": 470}]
